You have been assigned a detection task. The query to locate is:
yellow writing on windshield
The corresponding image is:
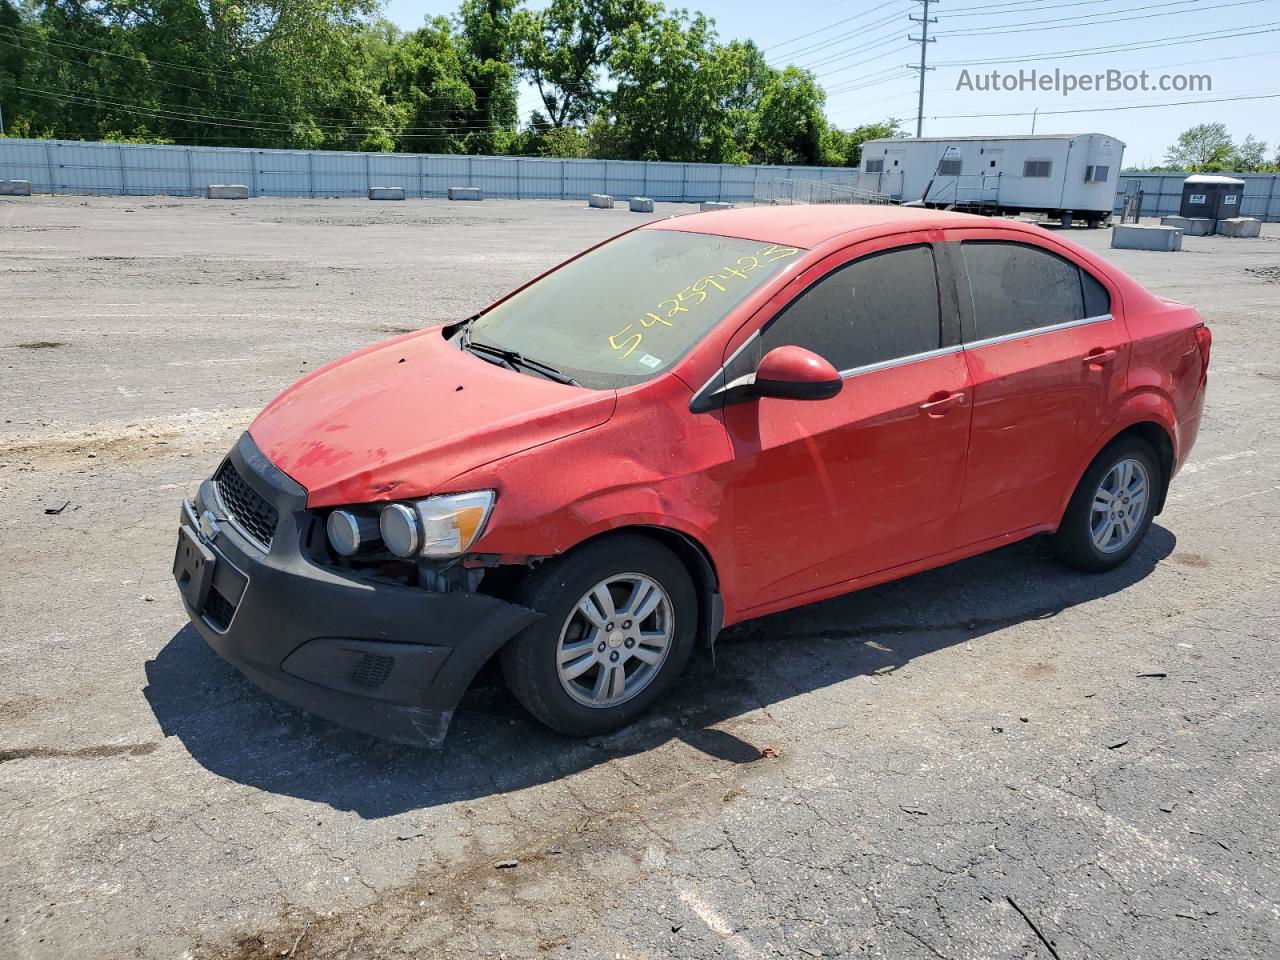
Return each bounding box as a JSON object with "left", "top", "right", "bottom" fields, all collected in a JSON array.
[{"left": 606, "top": 244, "right": 801, "bottom": 360}]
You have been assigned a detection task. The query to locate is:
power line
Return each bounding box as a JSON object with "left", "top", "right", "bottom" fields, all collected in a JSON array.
[
  {"left": 769, "top": 9, "right": 911, "bottom": 65},
  {"left": 940, "top": 0, "right": 1267, "bottom": 36},
  {"left": 11, "top": 85, "right": 522, "bottom": 136},
  {"left": 931, "top": 21, "right": 1280, "bottom": 65},
  {"left": 762, "top": 1, "right": 910, "bottom": 54},
  {"left": 791, "top": 29, "right": 910, "bottom": 72},
  {"left": 929, "top": 88, "right": 1280, "bottom": 118}
]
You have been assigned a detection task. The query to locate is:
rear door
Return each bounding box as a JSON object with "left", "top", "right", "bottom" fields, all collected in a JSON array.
[
  {"left": 713, "top": 233, "right": 973, "bottom": 609},
  {"left": 941, "top": 229, "right": 1125, "bottom": 546}
]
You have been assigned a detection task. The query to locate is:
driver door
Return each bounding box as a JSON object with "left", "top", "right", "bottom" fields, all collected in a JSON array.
[{"left": 713, "top": 233, "right": 973, "bottom": 612}]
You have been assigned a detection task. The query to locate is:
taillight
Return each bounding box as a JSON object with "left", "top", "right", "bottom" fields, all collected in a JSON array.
[
  {"left": 1194, "top": 324, "right": 1212, "bottom": 368},
  {"left": 1194, "top": 324, "right": 1211, "bottom": 385}
]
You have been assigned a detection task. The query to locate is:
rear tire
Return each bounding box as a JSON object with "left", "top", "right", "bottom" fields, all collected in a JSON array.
[
  {"left": 500, "top": 535, "right": 697, "bottom": 737},
  {"left": 1051, "top": 435, "right": 1160, "bottom": 572}
]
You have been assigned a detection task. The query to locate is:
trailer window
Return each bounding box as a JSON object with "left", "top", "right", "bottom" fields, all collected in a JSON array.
[
  {"left": 1023, "top": 160, "right": 1053, "bottom": 178},
  {"left": 866, "top": 159, "right": 884, "bottom": 173},
  {"left": 938, "top": 159, "right": 962, "bottom": 176}
]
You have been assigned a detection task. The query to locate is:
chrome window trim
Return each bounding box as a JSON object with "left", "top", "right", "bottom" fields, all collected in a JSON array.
[
  {"left": 838, "top": 343, "right": 962, "bottom": 380},
  {"left": 963, "top": 313, "right": 1112, "bottom": 352}
]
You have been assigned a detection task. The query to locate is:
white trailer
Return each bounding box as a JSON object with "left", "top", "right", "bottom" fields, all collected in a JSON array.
[{"left": 857, "top": 133, "right": 1125, "bottom": 227}]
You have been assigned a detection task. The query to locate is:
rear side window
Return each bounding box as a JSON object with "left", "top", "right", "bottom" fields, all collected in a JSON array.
[
  {"left": 961, "top": 241, "right": 1097, "bottom": 341},
  {"left": 760, "top": 244, "right": 942, "bottom": 372},
  {"left": 1082, "top": 270, "right": 1111, "bottom": 317}
]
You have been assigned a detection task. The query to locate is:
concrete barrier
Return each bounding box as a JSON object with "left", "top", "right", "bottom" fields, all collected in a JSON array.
[
  {"left": 628, "top": 197, "right": 655, "bottom": 213},
  {"left": 0, "top": 180, "right": 32, "bottom": 196},
  {"left": 447, "top": 186, "right": 483, "bottom": 201},
  {"left": 588, "top": 194, "right": 614, "bottom": 209},
  {"left": 700, "top": 201, "right": 734, "bottom": 212},
  {"left": 1217, "top": 217, "right": 1262, "bottom": 238},
  {"left": 368, "top": 186, "right": 406, "bottom": 201},
  {"left": 1111, "top": 224, "right": 1182, "bottom": 251},
  {"left": 1160, "top": 215, "right": 1214, "bottom": 236},
  {"left": 207, "top": 184, "right": 249, "bottom": 200}
]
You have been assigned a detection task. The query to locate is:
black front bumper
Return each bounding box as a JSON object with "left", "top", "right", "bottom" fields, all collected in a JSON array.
[{"left": 174, "top": 433, "right": 540, "bottom": 748}]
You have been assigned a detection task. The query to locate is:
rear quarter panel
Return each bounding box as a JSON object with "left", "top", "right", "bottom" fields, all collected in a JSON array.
[{"left": 1114, "top": 296, "right": 1207, "bottom": 476}]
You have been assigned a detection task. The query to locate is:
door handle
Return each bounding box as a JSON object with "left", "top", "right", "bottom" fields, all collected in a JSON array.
[
  {"left": 1084, "top": 348, "right": 1119, "bottom": 366},
  {"left": 919, "top": 391, "right": 966, "bottom": 417}
]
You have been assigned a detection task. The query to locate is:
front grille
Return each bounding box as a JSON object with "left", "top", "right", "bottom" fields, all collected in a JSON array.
[
  {"left": 351, "top": 653, "right": 396, "bottom": 689},
  {"left": 203, "top": 586, "right": 237, "bottom": 631},
  {"left": 214, "top": 460, "right": 278, "bottom": 548}
]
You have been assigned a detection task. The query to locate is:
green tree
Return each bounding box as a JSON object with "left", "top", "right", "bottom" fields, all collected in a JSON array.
[
  {"left": 1231, "top": 134, "right": 1268, "bottom": 171},
  {"left": 1164, "top": 123, "right": 1235, "bottom": 170},
  {"left": 511, "top": 0, "right": 652, "bottom": 129},
  {"left": 600, "top": 9, "right": 739, "bottom": 162},
  {"left": 821, "top": 119, "right": 904, "bottom": 168},
  {"left": 752, "top": 66, "right": 826, "bottom": 165},
  {"left": 456, "top": 0, "right": 518, "bottom": 154}
]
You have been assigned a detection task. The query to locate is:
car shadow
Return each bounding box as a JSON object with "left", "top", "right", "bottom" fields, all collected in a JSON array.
[{"left": 143, "top": 526, "right": 1175, "bottom": 819}]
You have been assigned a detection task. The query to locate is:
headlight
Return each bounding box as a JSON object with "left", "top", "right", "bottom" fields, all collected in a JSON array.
[
  {"left": 326, "top": 509, "right": 381, "bottom": 557},
  {"left": 378, "top": 491, "right": 496, "bottom": 558}
]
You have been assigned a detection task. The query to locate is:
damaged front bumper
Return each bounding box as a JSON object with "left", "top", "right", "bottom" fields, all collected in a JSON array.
[{"left": 173, "top": 432, "right": 540, "bottom": 748}]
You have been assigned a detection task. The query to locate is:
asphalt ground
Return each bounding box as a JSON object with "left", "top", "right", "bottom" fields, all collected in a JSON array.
[{"left": 1, "top": 196, "right": 1278, "bottom": 960}]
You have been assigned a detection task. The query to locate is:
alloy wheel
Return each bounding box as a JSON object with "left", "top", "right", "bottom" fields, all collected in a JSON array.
[
  {"left": 1090, "top": 457, "right": 1150, "bottom": 554},
  {"left": 556, "top": 573, "right": 674, "bottom": 708}
]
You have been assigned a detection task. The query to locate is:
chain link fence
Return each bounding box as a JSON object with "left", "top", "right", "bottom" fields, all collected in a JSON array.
[{"left": 753, "top": 178, "right": 892, "bottom": 206}]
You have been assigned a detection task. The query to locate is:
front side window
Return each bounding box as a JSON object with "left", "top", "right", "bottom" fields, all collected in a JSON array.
[
  {"left": 1024, "top": 159, "right": 1053, "bottom": 178},
  {"left": 938, "top": 159, "right": 962, "bottom": 176},
  {"left": 962, "top": 241, "right": 1105, "bottom": 341},
  {"left": 467, "top": 229, "right": 805, "bottom": 388},
  {"left": 866, "top": 159, "right": 884, "bottom": 173},
  {"left": 759, "top": 244, "right": 943, "bottom": 373}
]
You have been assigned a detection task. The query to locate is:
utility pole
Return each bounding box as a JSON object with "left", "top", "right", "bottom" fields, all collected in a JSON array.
[{"left": 907, "top": 0, "right": 937, "bottom": 138}]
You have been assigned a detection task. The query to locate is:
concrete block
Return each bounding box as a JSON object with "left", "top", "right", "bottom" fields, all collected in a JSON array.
[
  {"left": 588, "top": 194, "right": 614, "bottom": 209},
  {"left": 207, "top": 184, "right": 249, "bottom": 200},
  {"left": 1160, "top": 215, "right": 1214, "bottom": 236},
  {"left": 447, "top": 186, "right": 483, "bottom": 201},
  {"left": 1217, "top": 216, "right": 1262, "bottom": 238},
  {"left": 700, "top": 201, "right": 734, "bottom": 212},
  {"left": 1111, "top": 223, "right": 1182, "bottom": 252},
  {"left": 629, "top": 196, "right": 655, "bottom": 213},
  {"left": 368, "top": 186, "right": 405, "bottom": 201},
  {"left": 0, "top": 180, "right": 32, "bottom": 197}
]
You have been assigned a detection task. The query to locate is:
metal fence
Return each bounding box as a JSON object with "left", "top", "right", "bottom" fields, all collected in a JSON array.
[
  {"left": 0, "top": 138, "right": 860, "bottom": 202},
  {"left": 1112, "top": 171, "right": 1280, "bottom": 223},
  {"left": 753, "top": 178, "right": 891, "bottom": 205}
]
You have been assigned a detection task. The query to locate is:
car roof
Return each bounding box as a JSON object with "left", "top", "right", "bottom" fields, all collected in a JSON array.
[{"left": 644, "top": 204, "right": 994, "bottom": 248}]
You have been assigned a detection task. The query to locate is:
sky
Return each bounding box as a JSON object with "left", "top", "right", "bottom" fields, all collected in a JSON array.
[{"left": 381, "top": 0, "right": 1280, "bottom": 168}]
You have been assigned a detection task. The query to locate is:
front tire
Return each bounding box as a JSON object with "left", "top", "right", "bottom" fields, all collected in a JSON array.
[
  {"left": 500, "top": 535, "right": 697, "bottom": 737},
  {"left": 1051, "top": 435, "right": 1160, "bottom": 572}
]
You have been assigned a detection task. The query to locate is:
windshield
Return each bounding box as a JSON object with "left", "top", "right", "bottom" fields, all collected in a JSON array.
[{"left": 466, "top": 228, "right": 806, "bottom": 388}]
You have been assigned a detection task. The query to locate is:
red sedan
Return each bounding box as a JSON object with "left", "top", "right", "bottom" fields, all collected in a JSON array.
[{"left": 174, "top": 205, "right": 1210, "bottom": 746}]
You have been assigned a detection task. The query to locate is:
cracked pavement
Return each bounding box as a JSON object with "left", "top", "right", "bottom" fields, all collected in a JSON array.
[{"left": 1, "top": 196, "right": 1278, "bottom": 959}]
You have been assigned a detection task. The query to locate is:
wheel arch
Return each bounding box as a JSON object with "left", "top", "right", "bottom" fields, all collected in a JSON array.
[
  {"left": 488, "top": 524, "right": 725, "bottom": 651},
  {"left": 1059, "top": 418, "right": 1176, "bottom": 526},
  {"left": 581, "top": 525, "right": 725, "bottom": 650}
]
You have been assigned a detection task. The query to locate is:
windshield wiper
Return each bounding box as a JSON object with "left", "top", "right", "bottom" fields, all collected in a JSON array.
[{"left": 462, "top": 337, "right": 579, "bottom": 386}]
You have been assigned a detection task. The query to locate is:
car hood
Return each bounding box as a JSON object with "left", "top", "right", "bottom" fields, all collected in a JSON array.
[{"left": 249, "top": 328, "right": 616, "bottom": 507}]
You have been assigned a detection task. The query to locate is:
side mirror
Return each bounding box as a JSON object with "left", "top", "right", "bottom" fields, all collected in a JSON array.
[{"left": 752, "top": 345, "right": 843, "bottom": 401}]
